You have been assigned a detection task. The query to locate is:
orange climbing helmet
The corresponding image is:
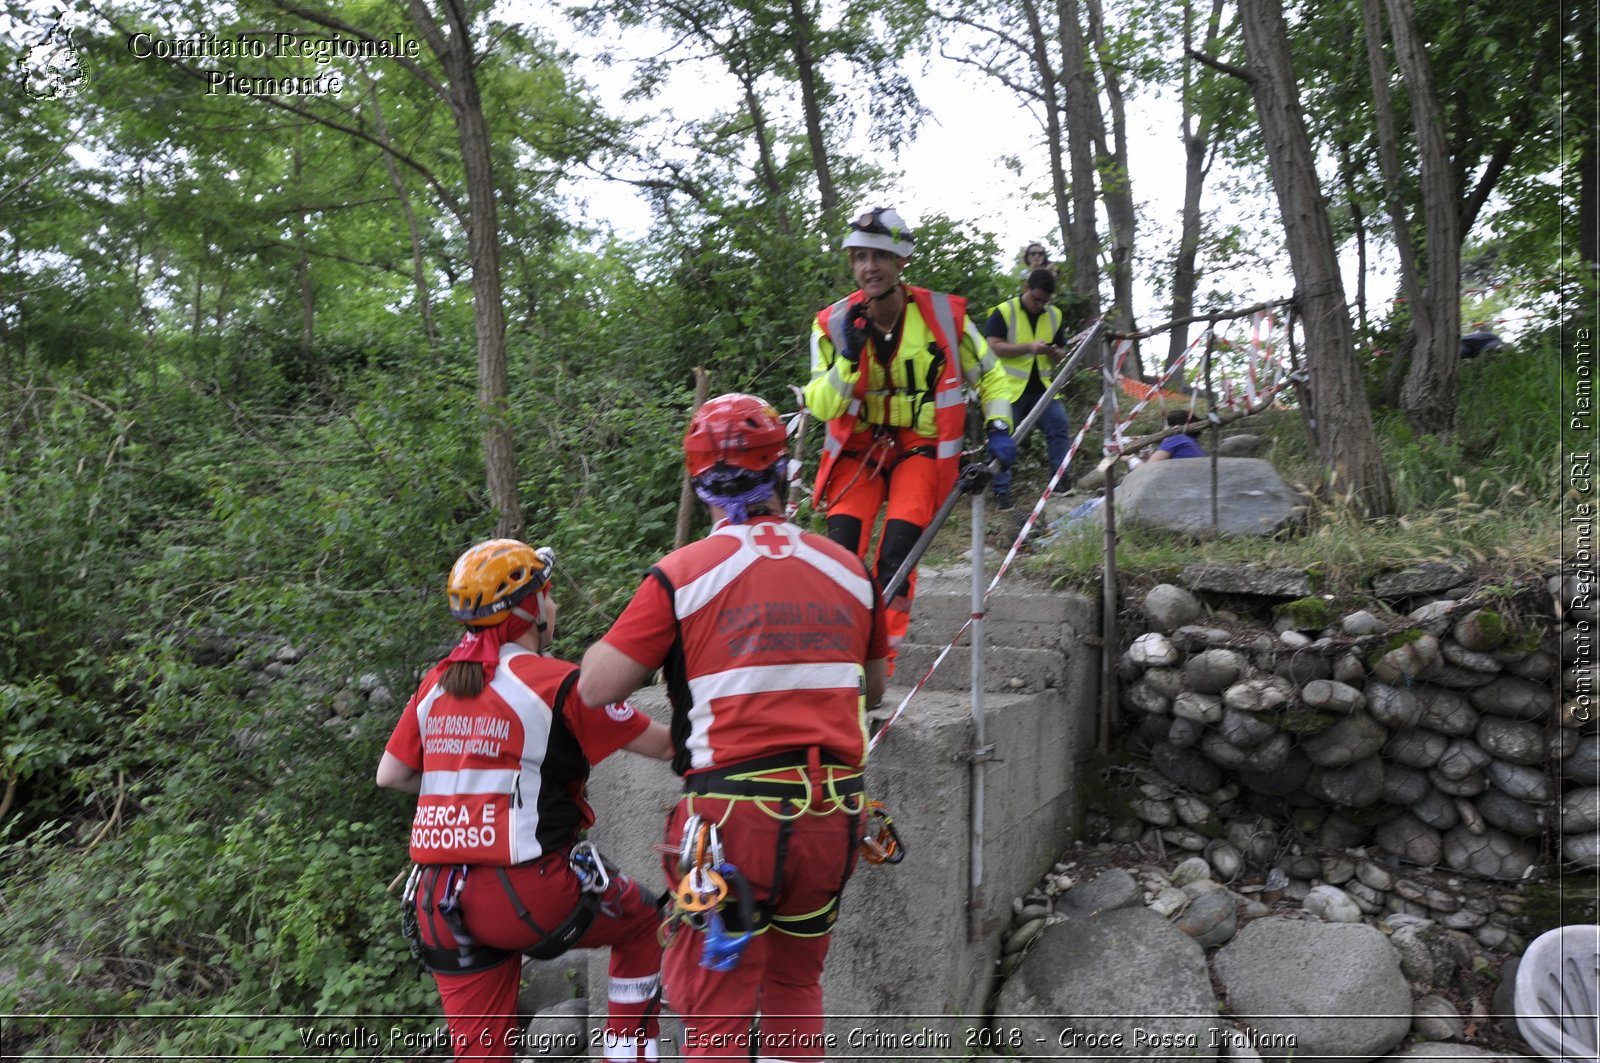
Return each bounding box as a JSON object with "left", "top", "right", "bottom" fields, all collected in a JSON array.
[
  {"left": 683, "top": 393, "right": 787, "bottom": 478},
  {"left": 446, "top": 539, "right": 553, "bottom": 627}
]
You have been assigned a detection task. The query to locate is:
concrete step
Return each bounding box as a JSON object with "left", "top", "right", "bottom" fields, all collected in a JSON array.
[{"left": 891, "top": 640, "right": 1067, "bottom": 694}]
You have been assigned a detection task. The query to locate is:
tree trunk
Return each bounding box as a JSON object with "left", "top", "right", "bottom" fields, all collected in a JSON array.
[
  {"left": 1167, "top": 0, "right": 1225, "bottom": 370},
  {"left": 1086, "top": 0, "right": 1139, "bottom": 371},
  {"left": 1055, "top": 0, "right": 1102, "bottom": 326},
  {"left": 786, "top": 0, "right": 835, "bottom": 220},
  {"left": 1386, "top": 0, "right": 1460, "bottom": 436},
  {"left": 1239, "top": 0, "right": 1392, "bottom": 515},
  {"left": 412, "top": 0, "right": 522, "bottom": 538},
  {"left": 292, "top": 139, "right": 315, "bottom": 377},
  {"left": 1020, "top": 0, "right": 1073, "bottom": 263},
  {"left": 366, "top": 72, "right": 438, "bottom": 346}
]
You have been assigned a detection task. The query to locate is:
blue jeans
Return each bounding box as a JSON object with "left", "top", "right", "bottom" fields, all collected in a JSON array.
[{"left": 993, "top": 392, "right": 1072, "bottom": 495}]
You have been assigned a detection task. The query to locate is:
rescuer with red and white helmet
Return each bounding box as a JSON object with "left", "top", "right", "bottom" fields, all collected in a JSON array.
[
  {"left": 805, "top": 206, "right": 1016, "bottom": 662},
  {"left": 578, "top": 394, "right": 890, "bottom": 1061},
  {"left": 377, "top": 539, "right": 674, "bottom": 1063}
]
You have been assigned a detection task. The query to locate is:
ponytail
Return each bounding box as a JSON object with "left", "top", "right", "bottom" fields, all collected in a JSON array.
[{"left": 440, "top": 660, "right": 486, "bottom": 698}]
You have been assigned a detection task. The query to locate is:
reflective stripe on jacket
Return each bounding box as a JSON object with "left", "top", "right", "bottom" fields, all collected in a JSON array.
[
  {"left": 805, "top": 285, "right": 1010, "bottom": 508},
  {"left": 992, "top": 297, "right": 1064, "bottom": 402}
]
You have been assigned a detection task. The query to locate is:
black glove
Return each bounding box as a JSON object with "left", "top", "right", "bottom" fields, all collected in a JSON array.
[{"left": 839, "top": 307, "right": 869, "bottom": 369}]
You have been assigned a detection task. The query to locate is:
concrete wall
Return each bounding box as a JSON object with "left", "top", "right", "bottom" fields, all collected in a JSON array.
[{"left": 579, "top": 576, "right": 1098, "bottom": 1047}]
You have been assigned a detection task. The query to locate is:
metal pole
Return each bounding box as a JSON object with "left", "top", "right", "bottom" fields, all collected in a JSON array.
[
  {"left": 1204, "top": 331, "right": 1219, "bottom": 534},
  {"left": 967, "top": 490, "right": 989, "bottom": 941},
  {"left": 1099, "top": 335, "right": 1120, "bottom": 755}
]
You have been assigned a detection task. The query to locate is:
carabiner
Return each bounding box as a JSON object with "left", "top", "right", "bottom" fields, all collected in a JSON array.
[{"left": 861, "top": 801, "right": 905, "bottom": 865}]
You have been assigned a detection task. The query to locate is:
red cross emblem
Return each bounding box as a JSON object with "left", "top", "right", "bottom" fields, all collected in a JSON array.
[{"left": 751, "top": 523, "right": 794, "bottom": 558}]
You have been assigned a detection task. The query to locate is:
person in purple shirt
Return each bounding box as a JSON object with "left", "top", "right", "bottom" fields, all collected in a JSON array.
[{"left": 1147, "top": 410, "right": 1206, "bottom": 461}]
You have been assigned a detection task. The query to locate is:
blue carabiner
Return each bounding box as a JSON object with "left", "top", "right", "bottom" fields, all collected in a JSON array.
[{"left": 698, "top": 909, "right": 752, "bottom": 972}]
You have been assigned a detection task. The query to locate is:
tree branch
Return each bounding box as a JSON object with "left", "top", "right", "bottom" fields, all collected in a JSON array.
[
  {"left": 1186, "top": 46, "right": 1252, "bottom": 83},
  {"left": 269, "top": 0, "right": 449, "bottom": 98}
]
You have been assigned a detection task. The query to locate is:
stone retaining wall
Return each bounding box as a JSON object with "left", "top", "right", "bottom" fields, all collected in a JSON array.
[{"left": 1106, "top": 564, "right": 1595, "bottom": 943}]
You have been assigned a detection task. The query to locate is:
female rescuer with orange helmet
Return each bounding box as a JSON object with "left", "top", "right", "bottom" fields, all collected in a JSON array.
[
  {"left": 376, "top": 540, "right": 673, "bottom": 1063},
  {"left": 578, "top": 394, "right": 890, "bottom": 1061}
]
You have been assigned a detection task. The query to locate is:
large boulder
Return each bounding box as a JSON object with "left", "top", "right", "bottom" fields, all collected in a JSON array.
[
  {"left": 1213, "top": 920, "right": 1412, "bottom": 1063},
  {"left": 996, "top": 905, "right": 1220, "bottom": 1060},
  {"left": 1118, "top": 458, "right": 1305, "bottom": 537}
]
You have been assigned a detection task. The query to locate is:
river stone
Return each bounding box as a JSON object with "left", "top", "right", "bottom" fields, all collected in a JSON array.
[
  {"left": 1144, "top": 583, "right": 1203, "bottom": 632},
  {"left": 1140, "top": 714, "right": 1171, "bottom": 744},
  {"left": 1213, "top": 920, "right": 1411, "bottom": 1063},
  {"left": 1320, "top": 855, "right": 1356, "bottom": 885},
  {"left": 1387, "top": 728, "right": 1449, "bottom": 768},
  {"left": 1134, "top": 797, "right": 1177, "bottom": 827},
  {"left": 1363, "top": 685, "right": 1427, "bottom": 736},
  {"left": 1204, "top": 840, "right": 1245, "bottom": 881},
  {"left": 1215, "top": 433, "right": 1267, "bottom": 457},
  {"left": 1356, "top": 861, "right": 1393, "bottom": 892},
  {"left": 1559, "top": 787, "right": 1600, "bottom": 833},
  {"left": 1272, "top": 644, "right": 1333, "bottom": 684},
  {"left": 1417, "top": 687, "right": 1478, "bottom": 736},
  {"left": 1173, "top": 624, "right": 1238, "bottom": 651},
  {"left": 1060, "top": 867, "right": 1144, "bottom": 915},
  {"left": 1302, "top": 714, "right": 1389, "bottom": 768},
  {"left": 1118, "top": 456, "right": 1306, "bottom": 536},
  {"left": 1185, "top": 649, "right": 1248, "bottom": 694},
  {"left": 1129, "top": 631, "right": 1181, "bottom": 667},
  {"left": 1200, "top": 730, "right": 1250, "bottom": 770},
  {"left": 1279, "top": 629, "right": 1312, "bottom": 649},
  {"left": 1372, "top": 634, "right": 1444, "bottom": 685},
  {"left": 1301, "top": 679, "right": 1365, "bottom": 715},
  {"left": 1431, "top": 663, "right": 1499, "bottom": 690},
  {"left": 1550, "top": 727, "right": 1580, "bottom": 760},
  {"left": 1223, "top": 673, "right": 1295, "bottom": 713},
  {"left": 1441, "top": 827, "right": 1537, "bottom": 880},
  {"left": 1512, "top": 650, "right": 1558, "bottom": 682},
  {"left": 1125, "top": 678, "right": 1171, "bottom": 716},
  {"left": 1319, "top": 811, "right": 1374, "bottom": 850},
  {"left": 1412, "top": 787, "right": 1462, "bottom": 830},
  {"left": 1440, "top": 640, "right": 1501, "bottom": 673},
  {"left": 1174, "top": 889, "right": 1239, "bottom": 948},
  {"left": 996, "top": 905, "right": 1219, "bottom": 1056},
  {"left": 1168, "top": 716, "right": 1205, "bottom": 748},
  {"left": 1174, "top": 689, "right": 1225, "bottom": 724},
  {"left": 1372, "top": 562, "right": 1470, "bottom": 597},
  {"left": 1476, "top": 790, "right": 1546, "bottom": 837},
  {"left": 1376, "top": 814, "right": 1444, "bottom": 865},
  {"left": 1237, "top": 731, "right": 1293, "bottom": 773},
  {"left": 1174, "top": 794, "right": 1219, "bottom": 831},
  {"left": 1452, "top": 609, "right": 1507, "bottom": 652},
  {"left": 1238, "top": 746, "right": 1311, "bottom": 796},
  {"left": 1408, "top": 599, "right": 1461, "bottom": 635},
  {"left": 1468, "top": 676, "right": 1552, "bottom": 720},
  {"left": 1434, "top": 738, "right": 1492, "bottom": 781},
  {"left": 1454, "top": 797, "right": 1487, "bottom": 835},
  {"left": 1566, "top": 735, "right": 1600, "bottom": 780},
  {"left": 1411, "top": 995, "right": 1466, "bottom": 1042},
  {"left": 1304, "top": 757, "right": 1384, "bottom": 808},
  {"left": 1381, "top": 763, "right": 1431, "bottom": 805},
  {"left": 1485, "top": 759, "right": 1551, "bottom": 802},
  {"left": 1145, "top": 666, "right": 1186, "bottom": 699},
  {"left": 1303, "top": 884, "right": 1363, "bottom": 923},
  {"left": 1342, "top": 609, "right": 1390, "bottom": 636},
  {"left": 1217, "top": 707, "right": 1279, "bottom": 749},
  {"left": 1562, "top": 831, "right": 1600, "bottom": 868},
  {"left": 1473, "top": 716, "right": 1546, "bottom": 765},
  {"left": 1428, "top": 767, "right": 1487, "bottom": 798},
  {"left": 1152, "top": 742, "right": 1224, "bottom": 793}
]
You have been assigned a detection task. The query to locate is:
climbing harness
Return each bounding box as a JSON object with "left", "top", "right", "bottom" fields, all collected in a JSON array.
[{"left": 398, "top": 841, "right": 628, "bottom": 975}]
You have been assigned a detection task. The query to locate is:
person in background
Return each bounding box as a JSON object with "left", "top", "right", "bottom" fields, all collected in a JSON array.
[
  {"left": 803, "top": 205, "right": 1015, "bottom": 661},
  {"left": 983, "top": 267, "right": 1074, "bottom": 509},
  {"left": 1145, "top": 409, "right": 1207, "bottom": 462},
  {"left": 1019, "top": 241, "right": 1058, "bottom": 283},
  {"left": 377, "top": 539, "right": 674, "bottom": 1063},
  {"left": 1459, "top": 322, "right": 1503, "bottom": 360},
  {"left": 577, "top": 394, "right": 889, "bottom": 1061}
]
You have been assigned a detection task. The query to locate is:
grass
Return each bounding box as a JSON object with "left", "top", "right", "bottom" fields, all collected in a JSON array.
[{"left": 920, "top": 340, "right": 1563, "bottom": 597}]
